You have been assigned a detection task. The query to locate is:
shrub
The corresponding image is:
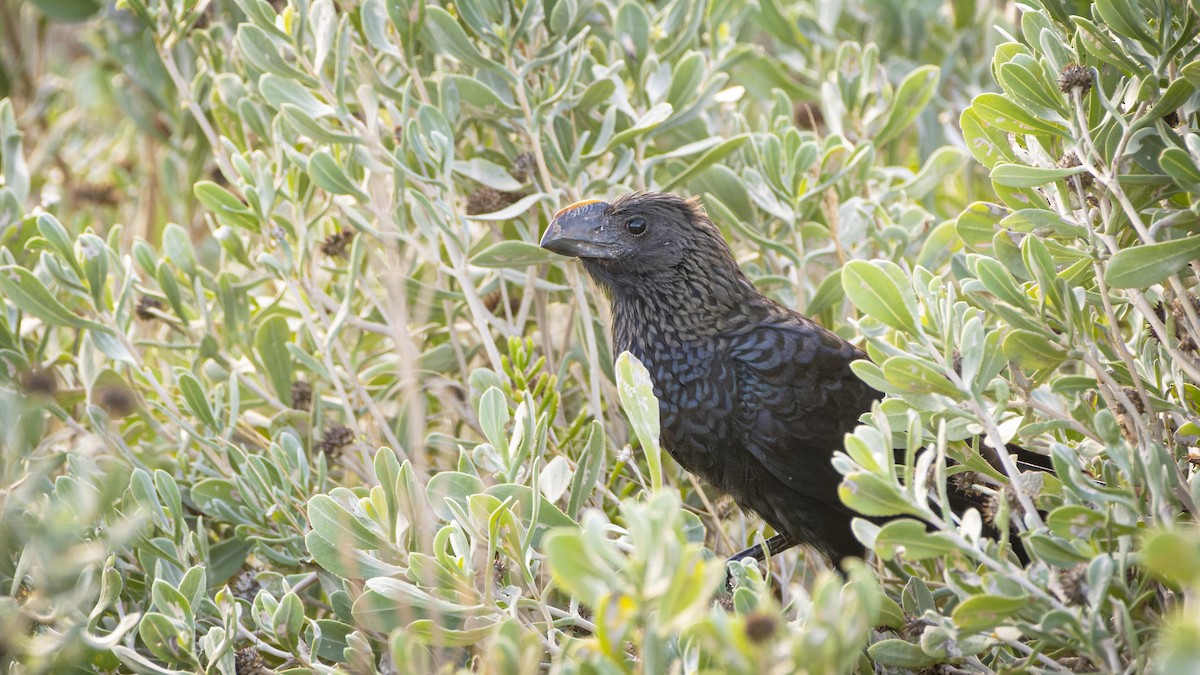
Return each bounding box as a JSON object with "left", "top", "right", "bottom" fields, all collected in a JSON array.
[{"left": 0, "top": 0, "right": 1197, "bottom": 672}]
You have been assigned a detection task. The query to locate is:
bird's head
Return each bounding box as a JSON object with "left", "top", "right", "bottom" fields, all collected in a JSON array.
[{"left": 540, "top": 192, "right": 744, "bottom": 295}]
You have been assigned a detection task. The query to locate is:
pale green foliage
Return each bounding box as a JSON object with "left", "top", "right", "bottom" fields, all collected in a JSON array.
[{"left": 0, "top": 0, "right": 1198, "bottom": 672}]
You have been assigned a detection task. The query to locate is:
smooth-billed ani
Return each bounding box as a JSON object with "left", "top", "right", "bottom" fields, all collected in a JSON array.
[{"left": 540, "top": 191, "right": 1043, "bottom": 565}]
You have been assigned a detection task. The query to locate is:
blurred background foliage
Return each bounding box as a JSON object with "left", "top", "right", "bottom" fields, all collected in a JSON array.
[{"left": 1, "top": 0, "right": 1199, "bottom": 672}]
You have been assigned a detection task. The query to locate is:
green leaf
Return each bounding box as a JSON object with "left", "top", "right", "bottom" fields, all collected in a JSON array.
[
  {"left": 997, "top": 60, "right": 1067, "bottom": 120},
  {"left": 876, "top": 66, "right": 940, "bottom": 145},
  {"left": 1141, "top": 529, "right": 1200, "bottom": 587},
  {"left": 406, "top": 619, "right": 503, "bottom": 647},
  {"left": 307, "top": 495, "right": 385, "bottom": 550},
  {"left": 453, "top": 158, "right": 523, "bottom": 192},
  {"left": 882, "top": 355, "right": 960, "bottom": 396},
  {"left": 427, "top": 471, "right": 484, "bottom": 521},
  {"left": 307, "top": 150, "right": 367, "bottom": 199},
  {"left": 990, "top": 163, "right": 1086, "bottom": 188},
  {"left": 594, "top": 103, "right": 674, "bottom": 156},
  {"left": 839, "top": 473, "right": 921, "bottom": 517},
  {"left": 0, "top": 265, "right": 109, "bottom": 331},
  {"left": 1105, "top": 235, "right": 1200, "bottom": 288},
  {"left": 951, "top": 594, "right": 1028, "bottom": 632},
  {"left": 162, "top": 223, "right": 198, "bottom": 278},
  {"left": 1093, "top": 0, "right": 1155, "bottom": 47},
  {"left": 36, "top": 214, "right": 79, "bottom": 274},
  {"left": 138, "top": 612, "right": 192, "bottom": 665},
  {"left": 306, "top": 531, "right": 405, "bottom": 579},
  {"left": 1003, "top": 329, "right": 1067, "bottom": 369},
  {"left": 616, "top": 351, "right": 663, "bottom": 491},
  {"left": 1160, "top": 148, "right": 1200, "bottom": 194},
  {"left": 956, "top": 202, "right": 1008, "bottom": 253},
  {"left": 273, "top": 592, "right": 304, "bottom": 648},
  {"left": 842, "top": 260, "right": 919, "bottom": 334},
  {"left": 661, "top": 134, "right": 751, "bottom": 191},
  {"left": 867, "top": 639, "right": 941, "bottom": 669},
  {"left": 178, "top": 371, "right": 219, "bottom": 431},
  {"left": 567, "top": 421, "right": 606, "bottom": 519},
  {"left": 478, "top": 386, "right": 509, "bottom": 450},
  {"left": 970, "top": 93, "right": 1069, "bottom": 138},
  {"left": 874, "top": 519, "right": 959, "bottom": 560},
  {"left": 236, "top": 24, "right": 311, "bottom": 82},
  {"left": 259, "top": 73, "right": 333, "bottom": 117},
  {"left": 420, "top": 6, "right": 503, "bottom": 74},
  {"left": 254, "top": 315, "right": 294, "bottom": 406},
  {"left": 194, "top": 181, "right": 259, "bottom": 231},
  {"left": 470, "top": 241, "right": 561, "bottom": 268}
]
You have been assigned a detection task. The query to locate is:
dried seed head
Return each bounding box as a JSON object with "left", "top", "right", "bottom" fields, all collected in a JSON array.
[
  {"left": 466, "top": 187, "right": 521, "bottom": 215},
  {"left": 949, "top": 470, "right": 980, "bottom": 495},
  {"left": 1056, "top": 152, "right": 1094, "bottom": 189},
  {"left": 509, "top": 153, "right": 537, "bottom": 183},
  {"left": 481, "top": 290, "right": 521, "bottom": 316},
  {"left": 1121, "top": 386, "right": 1145, "bottom": 414},
  {"left": 1172, "top": 295, "right": 1200, "bottom": 352},
  {"left": 1164, "top": 110, "right": 1181, "bottom": 127},
  {"left": 743, "top": 610, "right": 778, "bottom": 644},
  {"left": 981, "top": 491, "right": 1002, "bottom": 527},
  {"left": 493, "top": 553, "right": 508, "bottom": 582},
  {"left": 1058, "top": 64, "right": 1093, "bottom": 95},
  {"left": 71, "top": 183, "right": 119, "bottom": 206},
  {"left": 291, "top": 381, "right": 312, "bottom": 411},
  {"left": 319, "top": 423, "right": 355, "bottom": 459},
  {"left": 230, "top": 569, "right": 261, "bottom": 603},
  {"left": 1149, "top": 294, "right": 1200, "bottom": 352},
  {"left": 234, "top": 647, "right": 269, "bottom": 675},
  {"left": 136, "top": 296, "right": 163, "bottom": 321},
  {"left": 20, "top": 368, "right": 57, "bottom": 397},
  {"left": 901, "top": 614, "right": 933, "bottom": 640},
  {"left": 320, "top": 228, "right": 355, "bottom": 258},
  {"left": 1057, "top": 564, "right": 1089, "bottom": 605},
  {"left": 97, "top": 384, "right": 136, "bottom": 418}
]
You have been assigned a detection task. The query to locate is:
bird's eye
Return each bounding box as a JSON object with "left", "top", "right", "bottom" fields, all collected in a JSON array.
[{"left": 625, "top": 217, "right": 647, "bottom": 236}]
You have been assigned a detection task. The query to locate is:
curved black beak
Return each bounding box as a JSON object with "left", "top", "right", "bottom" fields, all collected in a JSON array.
[{"left": 540, "top": 199, "right": 619, "bottom": 259}]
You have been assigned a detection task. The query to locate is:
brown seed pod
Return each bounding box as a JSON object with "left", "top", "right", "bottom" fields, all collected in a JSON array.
[
  {"left": 135, "top": 296, "right": 163, "bottom": 321},
  {"left": 318, "top": 423, "right": 355, "bottom": 459},
  {"left": 230, "top": 569, "right": 262, "bottom": 603},
  {"left": 743, "top": 610, "right": 778, "bottom": 644},
  {"left": 466, "top": 187, "right": 525, "bottom": 215},
  {"left": 234, "top": 647, "right": 270, "bottom": 675},
  {"left": 1056, "top": 151, "right": 1094, "bottom": 190},
  {"left": 291, "top": 381, "right": 312, "bottom": 412},
  {"left": 97, "top": 384, "right": 136, "bottom": 418},
  {"left": 1058, "top": 64, "right": 1093, "bottom": 95},
  {"left": 949, "top": 470, "right": 980, "bottom": 495},
  {"left": 509, "top": 153, "right": 537, "bottom": 183},
  {"left": 320, "top": 228, "right": 355, "bottom": 258},
  {"left": 1150, "top": 294, "right": 1200, "bottom": 352},
  {"left": 1057, "top": 564, "right": 1089, "bottom": 605},
  {"left": 20, "top": 368, "right": 57, "bottom": 397}
]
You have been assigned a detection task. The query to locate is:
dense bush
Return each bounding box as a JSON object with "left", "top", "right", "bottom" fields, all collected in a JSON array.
[{"left": 1, "top": 0, "right": 1198, "bottom": 672}]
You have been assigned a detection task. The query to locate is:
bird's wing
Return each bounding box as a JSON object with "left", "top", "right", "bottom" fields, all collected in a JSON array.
[{"left": 724, "top": 309, "right": 882, "bottom": 496}]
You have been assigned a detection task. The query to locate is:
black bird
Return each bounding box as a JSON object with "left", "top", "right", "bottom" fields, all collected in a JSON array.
[{"left": 540, "top": 192, "right": 1045, "bottom": 566}]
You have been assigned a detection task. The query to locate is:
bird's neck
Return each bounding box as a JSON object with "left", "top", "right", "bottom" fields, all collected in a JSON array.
[{"left": 587, "top": 259, "right": 758, "bottom": 354}]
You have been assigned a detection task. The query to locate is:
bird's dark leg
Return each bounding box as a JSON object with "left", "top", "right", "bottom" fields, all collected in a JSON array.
[
  {"left": 726, "top": 533, "right": 796, "bottom": 564},
  {"left": 723, "top": 534, "right": 798, "bottom": 592}
]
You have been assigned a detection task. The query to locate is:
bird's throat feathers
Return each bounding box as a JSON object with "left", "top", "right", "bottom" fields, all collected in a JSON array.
[{"left": 581, "top": 233, "right": 758, "bottom": 343}]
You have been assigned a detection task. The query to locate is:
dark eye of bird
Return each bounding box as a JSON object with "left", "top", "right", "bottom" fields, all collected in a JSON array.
[{"left": 625, "top": 217, "right": 647, "bottom": 235}]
